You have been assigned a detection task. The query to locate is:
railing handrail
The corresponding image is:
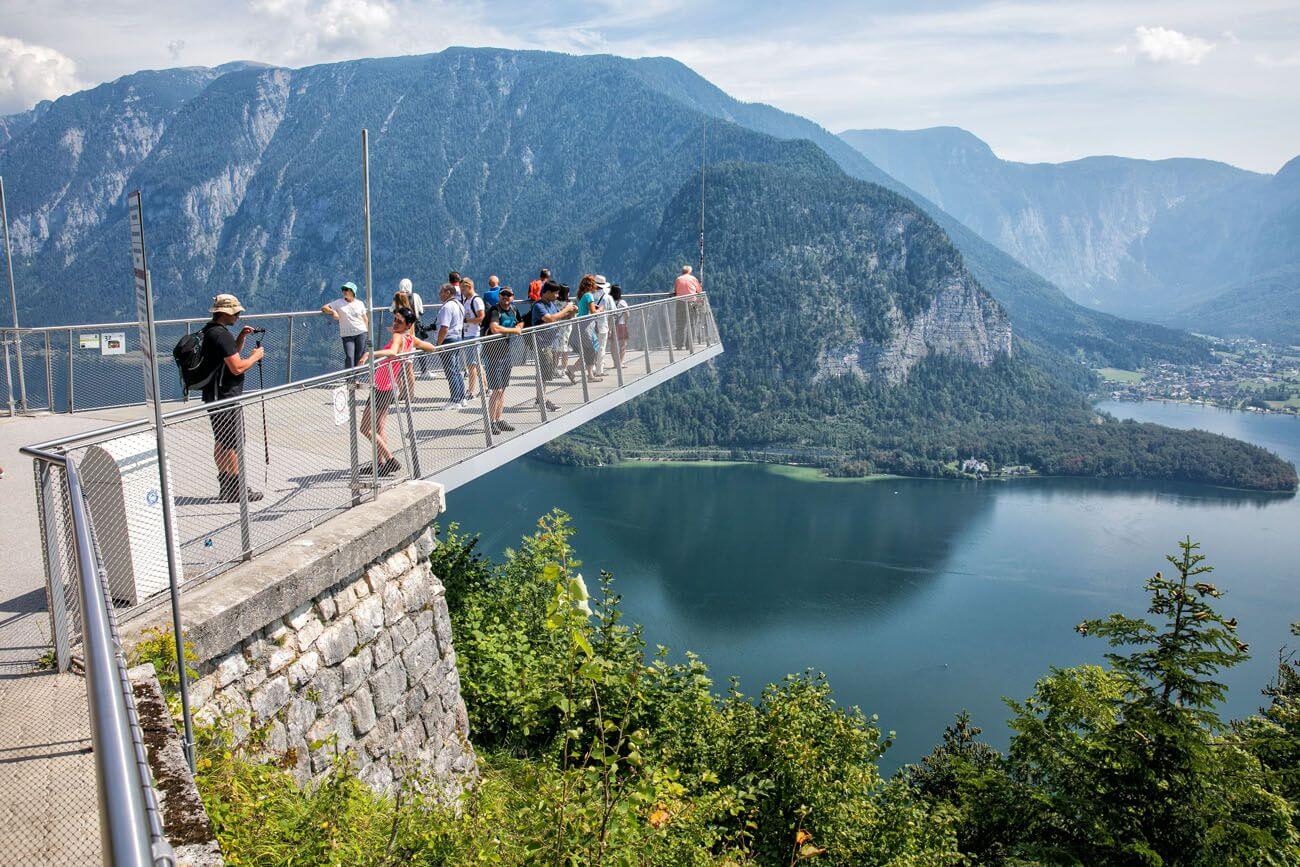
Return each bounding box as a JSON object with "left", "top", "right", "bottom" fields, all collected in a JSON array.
[
  {"left": 0, "top": 292, "right": 670, "bottom": 336},
  {"left": 21, "top": 292, "right": 705, "bottom": 455},
  {"left": 23, "top": 445, "right": 172, "bottom": 866}
]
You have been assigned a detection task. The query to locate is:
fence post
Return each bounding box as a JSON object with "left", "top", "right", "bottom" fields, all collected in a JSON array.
[
  {"left": 66, "top": 328, "right": 74, "bottom": 413},
  {"left": 285, "top": 314, "right": 295, "bottom": 385},
  {"left": 684, "top": 299, "right": 696, "bottom": 354},
  {"left": 475, "top": 343, "right": 493, "bottom": 446},
  {"left": 44, "top": 331, "right": 53, "bottom": 409},
  {"left": 348, "top": 375, "right": 361, "bottom": 507},
  {"left": 610, "top": 313, "right": 624, "bottom": 387},
  {"left": 181, "top": 323, "right": 191, "bottom": 403},
  {"left": 235, "top": 432, "right": 253, "bottom": 561},
  {"left": 36, "top": 462, "right": 72, "bottom": 671},
  {"left": 400, "top": 370, "right": 421, "bottom": 478},
  {"left": 640, "top": 309, "right": 652, "bottom": 375},
  {"left": 577, "top": 327, "right": 591, "bottom": 403},
  {"left": 3, "top": 337, "right": 13, "bottom": 417},
  {"left": 529, "top": 332, "right": 549, "bottom": 423},
  {"left": 662, "top": 303, "right": 676, "bottom": 364}
]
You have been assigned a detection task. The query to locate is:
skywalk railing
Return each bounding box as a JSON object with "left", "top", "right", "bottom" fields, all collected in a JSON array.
[
  {"left": 0, "top": 293, "right": 666, "bottom": 415},
  {"left": 21, "top": 446, "right": 174, "bottom": 866},
  {"left": 26, "top": 293, "right": 718, "bottom": 664}
]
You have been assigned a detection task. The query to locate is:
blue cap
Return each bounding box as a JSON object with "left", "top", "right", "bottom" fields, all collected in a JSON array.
[{"left": 341, "top": 281, "right": 358, "bottom": 294}]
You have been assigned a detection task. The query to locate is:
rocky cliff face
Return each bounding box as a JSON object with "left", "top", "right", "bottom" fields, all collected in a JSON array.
[
  {"left": 820, "top": 273, "right": 1012, "bottom": 384},
  {"left": 839, "top": 127, "right": 1281, "bottom": 320}
]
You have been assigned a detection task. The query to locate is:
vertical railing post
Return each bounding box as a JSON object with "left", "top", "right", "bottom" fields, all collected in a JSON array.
[
  {"left": 348, "top": 375, "right": 361, "bottom": 507},
  {"left": 35, "top": 461, "right": 72, "bottom": 671},
  {"left": 66, "top": 328, "right": 74, "bottom": 413},
  {"left": 43, "top": 331, "right": 53, "bottom": 410},
  {"left": 235, "top": 430, "right": 252, "bottom": 561},
  {"left": 475, "top": 342, "right": 493, "bottom": 446},
  {"left": 609, "top": 311, "right": 624, "bottom": 387},
  {"left": 662, "top": 303, "right": 676, "bottom": 364},
  {"left": 640, "top": 308, "right": 652, "bottom": 375},
  {"left": 400, "top": 362, "right": 421, "bottom": 478},
  {"left": 285, "top": 314, "right": 295, "bottom": 385},
  {"left": 1, "top": 177, "right": 27, "bottom": 413},
  {"left": 181, "top": 323, "right": 191, "bottom": 403},
  {"left": 3, "top": 337, "right": 14, "bottom": 417},
  {"left": 529, "top": 331, "right": 549, "bottom": 422},
  {"left": 577, "top": 324, "right": 591, "bottom": 403},
  {"left": 684, "top": 298, "right": 696, "bottom": 355},
  {"left": 361, "top": 129, "right": 379, "bottom": 503}
]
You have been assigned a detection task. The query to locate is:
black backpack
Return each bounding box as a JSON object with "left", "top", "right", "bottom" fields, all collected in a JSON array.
[{"left": 172, "top": 324, "right": 220, "bottom": 395}]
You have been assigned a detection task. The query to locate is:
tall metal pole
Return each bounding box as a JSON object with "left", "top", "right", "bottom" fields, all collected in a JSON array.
[
  {"left": 0, "top": 176, "right": 28, "bottom": 412},
  {"left": 129, "top": 191, "right": 196, "bottom": 771},
  {"left": 698, "top": 121, "right": 706, "bottom": 287},
  {"left": 362, "top": 130, "right": 379, "bottom": 498}
]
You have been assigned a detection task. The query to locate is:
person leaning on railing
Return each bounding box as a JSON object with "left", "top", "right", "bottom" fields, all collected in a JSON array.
[
  {"left": 528, "top": 281, "right": 574, "bottom": 411},
  {"left": 200, "top": 294, "right": 265, "bottom": 503},
  {"left": 673, "top": 264, "right": 702, "bottom": 350},
  {"left": 320, "top": 281, "right": 369, "bottom": 369},
  {"left": 358, "top": 307, "right": 432, "bottom": 477},
  {"left": 482, "top": 286, "right": 524, "bottom": 434}
]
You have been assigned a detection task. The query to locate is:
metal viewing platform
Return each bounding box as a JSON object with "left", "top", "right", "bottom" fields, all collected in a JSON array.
[{"left": 0, "top": 291, "right": 719, "bottom": 863}]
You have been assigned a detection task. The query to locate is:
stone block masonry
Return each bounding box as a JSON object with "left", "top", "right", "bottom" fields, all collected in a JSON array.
[{"left": 124, "top": 481, "right": 476, "bottom": 798}]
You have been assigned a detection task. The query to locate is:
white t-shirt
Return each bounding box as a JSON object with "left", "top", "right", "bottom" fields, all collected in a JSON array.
[
  {"left": 437, "top": 297, "right": 465, "bottom": 342},
  {"left": 462, "top": 294, "right": 486, "bottom": 340},
  {"left": 329, "top": 298, "right": 369, "bottom": 337},
  {"left": 591, "top": 290, "right": 610, "bottom": 334}
]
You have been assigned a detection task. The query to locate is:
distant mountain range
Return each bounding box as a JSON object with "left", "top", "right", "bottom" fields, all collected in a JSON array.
[
  {"left": 1, "top": 48, "right": 1290, "bottom": 489},
  {"left": 839, "top": 127, "right": 1300, "bottom": 344}
]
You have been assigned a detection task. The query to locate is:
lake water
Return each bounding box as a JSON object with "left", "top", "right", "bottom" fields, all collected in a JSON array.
[{"left": 445, "top": 400, "right": 1300, "bottom": 770}]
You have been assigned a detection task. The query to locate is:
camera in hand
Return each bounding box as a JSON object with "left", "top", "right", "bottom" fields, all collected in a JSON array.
[{"left": 248, "top": 327, "right": 267, "bottom": 334}]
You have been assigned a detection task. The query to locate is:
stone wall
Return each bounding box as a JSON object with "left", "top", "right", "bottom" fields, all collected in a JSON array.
[{"left": 125, "top": 481, "right": 476, "bottom": 797}]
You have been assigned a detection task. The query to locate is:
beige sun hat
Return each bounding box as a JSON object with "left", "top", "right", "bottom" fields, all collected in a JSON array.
[{"left": 210, "top": 293, "right": 245, "bottom": 314}]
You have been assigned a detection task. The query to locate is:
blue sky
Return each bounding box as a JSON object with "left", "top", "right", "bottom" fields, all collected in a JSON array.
[{"left": 2, "top": 0, "right": 1297, "bottom": 172}]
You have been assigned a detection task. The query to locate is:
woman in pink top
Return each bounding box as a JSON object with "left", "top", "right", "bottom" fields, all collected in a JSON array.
[{"left": 358, "top": 308, "right": 434, "bottom": 476}]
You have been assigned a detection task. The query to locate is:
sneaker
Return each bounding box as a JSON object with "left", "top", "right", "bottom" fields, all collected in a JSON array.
[
  {"left": 442, "top": 400, "right": 460, "bottom": 411},
  {"left": 490, "top": 421, "right": 501, "bottom": 436},
  {"left": 457, "top": 399, "right": 469, "bottom": 408},
  {"left": 497, "top": 420, "right": 516, "bottom": 432},
  {"left": 379, "top": 457, "right": 402, "bottom": 477},
  {"left": 546, "top": 400, "right": 560, "bottom": 412}
]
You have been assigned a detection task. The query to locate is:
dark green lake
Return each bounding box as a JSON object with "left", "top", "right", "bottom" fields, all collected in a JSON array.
[{"left": 445, "top": 401, "right": 1300, "bottom": 770}]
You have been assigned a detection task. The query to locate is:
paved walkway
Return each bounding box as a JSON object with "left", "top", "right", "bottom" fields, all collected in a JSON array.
[{"left": 0, "top": 403, "right": 160, "bottom": 864}]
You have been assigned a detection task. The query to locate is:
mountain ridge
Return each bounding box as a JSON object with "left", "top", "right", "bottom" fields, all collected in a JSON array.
[{"left": 839, "top": 125, "right": 1299, "bottom": 344}]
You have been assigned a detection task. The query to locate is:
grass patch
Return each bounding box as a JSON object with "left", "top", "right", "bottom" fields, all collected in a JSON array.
[{"left": 1096, "top": 367, "right": 1143, "bottom": 384}]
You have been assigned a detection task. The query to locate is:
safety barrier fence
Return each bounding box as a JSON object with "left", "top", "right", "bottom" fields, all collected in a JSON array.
[
  {"left": 0, "top": 293, "right": 666, "bottom": 416},
  {"left": 26, "top": 293, "right": 717, "bottom": 666},
  {"left": 20, "top": 448, "right": 175, "bottom": 865}
]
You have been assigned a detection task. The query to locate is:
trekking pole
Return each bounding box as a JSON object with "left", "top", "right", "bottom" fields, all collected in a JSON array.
[{"left": 255, "top": 336, "right": 270, "bottom": 486}]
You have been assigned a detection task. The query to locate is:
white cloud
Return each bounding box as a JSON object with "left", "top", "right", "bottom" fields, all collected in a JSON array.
[
  {"left": 0, "top": 35, "right": 83, "bottom": 113},
  {"left": 1133, "top": 26, "right": 1215, "bottom": 65},
  {"left": 167, "top": 40, "right": 187, "bottom": 60},
  {"left": 245, "top": 0, "right": 402, "bottom": 61}
]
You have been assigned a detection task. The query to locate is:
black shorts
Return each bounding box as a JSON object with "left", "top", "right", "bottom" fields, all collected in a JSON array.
[
  {"left": 373, "top": 389, "right": 396, "bottom": 415},
  {"left": 486, "top": 358, "right": 513, "bottom": 391},
  {"left": 208, "top": 405, "right": 245, "bottom": 450}
]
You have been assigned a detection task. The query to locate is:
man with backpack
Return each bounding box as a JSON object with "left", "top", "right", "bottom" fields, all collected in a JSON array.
[
  {"left": 187, "top": 294, "right": 265, "bottom": 503},
  {"left": 528, "top": 268, "right": 550, "bottom": 302}
]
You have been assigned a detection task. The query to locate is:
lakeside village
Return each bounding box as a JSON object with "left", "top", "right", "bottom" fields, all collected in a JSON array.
[{"left": 1096, "top": 335, "right": 1300, "bottom": 416}]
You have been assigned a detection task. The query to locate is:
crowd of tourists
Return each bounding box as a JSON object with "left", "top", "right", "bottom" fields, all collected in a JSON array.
[{"left": 192, "top": 264, "right": 704, "bottom": 498}]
